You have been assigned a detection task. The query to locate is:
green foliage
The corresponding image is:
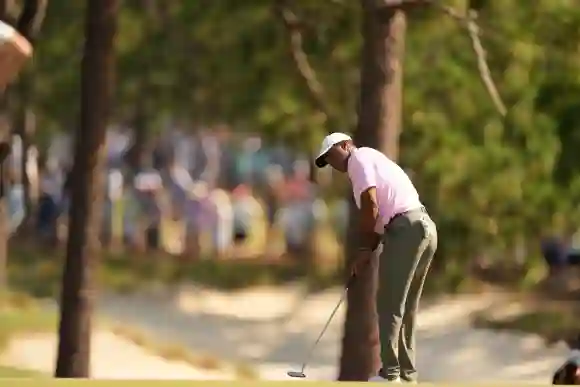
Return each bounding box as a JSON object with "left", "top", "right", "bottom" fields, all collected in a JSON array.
[{"left": 11, "top": 0, "right": 580, "bottom": 277}]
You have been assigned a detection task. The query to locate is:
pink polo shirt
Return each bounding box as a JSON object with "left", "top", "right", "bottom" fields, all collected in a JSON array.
[{"left": 347, "top": 147, "right": 422, "bottom": 233}]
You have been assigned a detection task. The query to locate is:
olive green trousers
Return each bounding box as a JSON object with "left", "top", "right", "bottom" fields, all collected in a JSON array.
[{"left": 377, "top": 209, "right": 437, "bottom": 382}]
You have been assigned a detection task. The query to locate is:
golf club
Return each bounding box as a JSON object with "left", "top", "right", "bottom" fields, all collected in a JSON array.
[{"left": 287, "top": 276, "right": 354, "bottom": 379}]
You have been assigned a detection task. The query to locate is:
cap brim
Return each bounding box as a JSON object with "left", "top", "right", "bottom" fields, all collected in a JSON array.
[{"left": 315, "top": 154, "right": 328, "bottom": 168}]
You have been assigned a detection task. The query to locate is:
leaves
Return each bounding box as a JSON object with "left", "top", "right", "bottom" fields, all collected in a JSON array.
[{"left": 10, "top": 0, "right": 580, "bottom": 263}]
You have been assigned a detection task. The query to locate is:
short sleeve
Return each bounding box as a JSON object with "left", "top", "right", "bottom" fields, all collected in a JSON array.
[{"left": 348, "top": 150, "right": 377, "bottom": 200}]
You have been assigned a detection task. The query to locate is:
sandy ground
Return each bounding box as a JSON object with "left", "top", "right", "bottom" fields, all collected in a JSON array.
[
  {"left": 1, "top": 330, "right": 236, "bottom": 379},
  {"left": 99, "top": 286, "right": 568, "bottom": 382},
  {"left": 2, "top": 285, "right": 569, "bottom": 382}
]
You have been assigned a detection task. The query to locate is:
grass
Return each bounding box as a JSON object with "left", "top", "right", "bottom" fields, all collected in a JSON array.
[
  {"left": 7, "top": 243, "right": 344, "bottom": 298},
  {"left": 0, "top": 292, "right": 55, "bottom": 378},
  {"left": 0, "top": 293, "right": 57, "bottom": 349},
  {"left": 5, "top": 244, "right": 269, "bottom": 379},
  {"left": 0, "top": 291, "right": 257, "bottom": 379},
  {"left": 0, "top": 365, "right": 44, "bottom": 378},
  {"left": 0, "top": 381, "right": 538, "bottom": 387},
  {"left": 6, "top": 241, "right": 504, "bottom": 306},
  {"left": 471, "top": 295, "right": 579, "bottom": 345}
]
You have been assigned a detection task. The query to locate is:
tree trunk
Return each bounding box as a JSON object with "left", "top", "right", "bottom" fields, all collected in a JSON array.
[
  {"left": 338, "top": 0, "right": 406, "bottom": 381},
  {"left": 54, "top": 0, "right": 117, "bottom": 377}
]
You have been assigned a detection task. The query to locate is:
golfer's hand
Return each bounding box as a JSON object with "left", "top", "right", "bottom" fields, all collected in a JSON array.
[{"left": 351, "top": 249, "right": 372, "bottom": 277}]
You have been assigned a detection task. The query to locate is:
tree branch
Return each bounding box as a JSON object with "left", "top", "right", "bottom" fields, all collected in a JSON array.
[
  {"left": 422, "top": 1, "right": 506, "bottom": 116},
  {"left": 274, "top": 0, "right": 334, "bottom": 125},
  {"left": 464, "top": 10, "right": 506, "bottom": 116},
  {"left": 378, "top": 0, "right": 507, "bottom": 116}
]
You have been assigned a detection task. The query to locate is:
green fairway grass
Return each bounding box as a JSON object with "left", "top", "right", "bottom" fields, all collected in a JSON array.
[
  {"left": 0, "top": 365, "right": 45, "bottom": 377},
  {"left": 0, "top": 381, "right": 550, "bottom": 387}
]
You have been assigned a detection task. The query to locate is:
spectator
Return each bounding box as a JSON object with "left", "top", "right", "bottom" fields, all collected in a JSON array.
[
  {"left": 279, "top": 160, "right": 316, "bottom": 255},
  {"left": 541, "top": 235, "right": 567, "bottom": 276},
  {"left": 541, "top": 232, "right": 580, "bottom": 277},
  {"left": 7, "top": 168, "right": 24, "bottom": 233},
  {"left": 207, "top": 187, "right": 233, "bottom": 258},
  {"left": 134, "top": 166, "right": 163, "bottom": 249},
  {"left": 231, "top": 184, "right": 259, "bottom": 243},
  {"left": 37, "top": 158, "right": 64, "bottom": 239}
]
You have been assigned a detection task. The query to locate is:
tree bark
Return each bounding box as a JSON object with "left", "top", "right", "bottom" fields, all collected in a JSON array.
[
  {"left": 338, "top": 0, "right": 406, "bottom": 381},
  {"left": 54, "top": 0, "right": 117, "bottom": 377}
]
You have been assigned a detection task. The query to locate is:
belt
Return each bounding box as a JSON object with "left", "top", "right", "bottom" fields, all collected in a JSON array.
[{"left": 386, "top": 206, "right": 427, "bottom": 227}]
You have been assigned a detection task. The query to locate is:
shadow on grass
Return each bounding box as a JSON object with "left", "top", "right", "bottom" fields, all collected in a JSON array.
[
  {"left": 472, "top": 306, "right": 579, "bottom": 346},
  {"left": 108, "top": 323, "right": 257, "bottom": 379}
]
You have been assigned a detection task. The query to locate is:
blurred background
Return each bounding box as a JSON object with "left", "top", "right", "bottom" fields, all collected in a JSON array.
[{"left": 0, "top": 0, "right": 579, "bottom": 383}]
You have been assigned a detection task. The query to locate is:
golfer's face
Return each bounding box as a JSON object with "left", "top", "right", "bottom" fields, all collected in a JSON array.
[{"left": 326, "top": 146, "right": 346, "bottom": 172}]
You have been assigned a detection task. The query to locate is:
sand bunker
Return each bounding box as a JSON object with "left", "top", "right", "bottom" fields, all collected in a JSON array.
[
  {"left": 2, "top": 287, "right": 568, "bottom": 382},
  {"left": 1, "top": 329, "right": 234, "bottom": 379},
  {"left": 97, "top": 288, "right": 568, "bottom": 382}
]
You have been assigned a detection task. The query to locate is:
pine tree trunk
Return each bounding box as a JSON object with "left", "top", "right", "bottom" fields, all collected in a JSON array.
[
  {"left": 54, "top": 0, "right": 117, "bottom": 377},
  {"left": 338, "top": 0, "right": 406, "bottom": 381}
]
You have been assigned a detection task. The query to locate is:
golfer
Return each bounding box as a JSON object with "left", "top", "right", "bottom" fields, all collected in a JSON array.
[{"left": 315, "top": 132, "right": 437, "bottom": 383}]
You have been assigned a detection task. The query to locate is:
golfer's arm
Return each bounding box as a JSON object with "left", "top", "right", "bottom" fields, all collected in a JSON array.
[{"left": 358, "top": 187, "right": 380, "bottom": 250}]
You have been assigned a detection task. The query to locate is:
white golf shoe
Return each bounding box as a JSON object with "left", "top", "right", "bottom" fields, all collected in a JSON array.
[{"left": 368, "top": 375, "right": 401, "bottom": 382}]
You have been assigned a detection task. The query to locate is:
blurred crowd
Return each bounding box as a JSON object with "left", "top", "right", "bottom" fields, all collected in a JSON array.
[{"left": 5, "top": 126, "right": 349, "bottom": 259}]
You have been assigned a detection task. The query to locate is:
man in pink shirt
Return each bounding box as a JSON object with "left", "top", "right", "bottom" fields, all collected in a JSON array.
[{"left": 315, "top": 132, "right": 437, "bottom": 383}]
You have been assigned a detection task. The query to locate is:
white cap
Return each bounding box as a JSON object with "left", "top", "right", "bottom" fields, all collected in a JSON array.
[
  {"left": 315, "top": 132, "right": 352, "bottom": 168},
  {"left": 0, "top": 21, "right": 16, "bottom": 41}
]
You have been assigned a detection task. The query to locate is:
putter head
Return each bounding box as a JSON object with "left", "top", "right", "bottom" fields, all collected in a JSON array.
[{"left": 287, "top": 370, "right": 306, "bottom": 378}]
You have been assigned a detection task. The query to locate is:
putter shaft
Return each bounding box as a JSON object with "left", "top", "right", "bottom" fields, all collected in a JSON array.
[{"left": 297, "top": 286, "right": 348, "bottom": 372}]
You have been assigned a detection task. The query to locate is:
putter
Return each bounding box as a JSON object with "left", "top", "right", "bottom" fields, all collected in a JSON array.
[{"left": 287, "top": 276, "right": 354, "bottom": 379}]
